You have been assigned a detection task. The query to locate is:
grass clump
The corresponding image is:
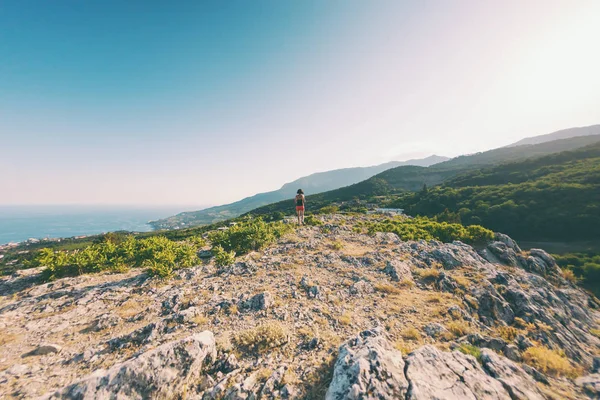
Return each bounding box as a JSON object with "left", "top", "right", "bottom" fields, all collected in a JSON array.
[
  {"left": 464, "top": 294, "right": 479, "bottom": 309},
  {"left": 457, "top": 344, "right": 482, "bottom": 362},
  {"left": 416, "top": 268, "right": 441, "bottom": 281},
  {"left": 590, "top": 329, "right": 600, "bottom": 339},
  {"left": 330, "top": 241, "right": 344, "bottom": 251},
  {"left": 522, "top": 346, "right": 580, "bottom": 377},
  {"left": 447, "top": 321, "right": 471, "bottom": 337},
  {"left": 374, "top": 283, "right": 402, "bottom": 295},
  {"left": 561, "top": 268, "right": 579, "bottom": 284},
  {"left": 233, "top": 322, "right": 289, "bottom": 354},
  {"left": 513, "top": 317, "right": 535, "bottom": 330},
  {"left": 338, "top": 312, "right": 352, "bottom": 326},
  {"left": 497, "top": 326, "right": 519, "bottom": 341},
  {"left": 401, "top": 327, "right": 421, "bottom": 341}
]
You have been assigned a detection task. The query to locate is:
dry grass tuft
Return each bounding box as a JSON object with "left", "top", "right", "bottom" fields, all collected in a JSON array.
[
  {"left": 395, "top": 340, "right": 419, "bottom": 355},
  {"left": 446, "top": 321, "right": 472, "bottom": 337},
  {"left": 338, "top": 312, "right": 352, "bottom": 326},
  {"left": 513, "top": 317, "right": 535, "bottom": 330},
  {"left": 561, "top": 268, "right": 579, "bottom": 284},
  {"left": 401, "top": 327, "right": 421, "bottom": 341},
  {"left": 374, "top": 283, "right": 402, "bottom": 295},
  {"left": 464, "top": 294, "right": 479, "bottom": 309},
  {"left": 416, "top": 268, "right": 441, "bottom": 281},
  {"left": 233, "top": 322, "right": 289, "bottom": 354},
  {"left": 497, "top": 326, "right": 519, "bottom": 341},
  {"left": 399, "top": 277, "right": 415, "bottom": 288},
  {"left": 453, "top": 275, "right": 472, "bottom": 288},
  {"left": 590, "top": 329, "right": 600, "bottom": 339},
  {"left": 255, "top": 368, "right": 273, "bottom": 382},
  {"left": 522, "top": 346, "right": 580, "bottom": 377}
]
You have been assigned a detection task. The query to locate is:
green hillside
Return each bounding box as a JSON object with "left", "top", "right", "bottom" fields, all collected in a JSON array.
[
  {"left": 247, "top": 134, "right": 600, "bottom": 217},
  {"left": 391, "top": 141, "right": 600, "bottom": 241},
  {"left": 149, "top": 155, "right": 447, "bottom": 229}
]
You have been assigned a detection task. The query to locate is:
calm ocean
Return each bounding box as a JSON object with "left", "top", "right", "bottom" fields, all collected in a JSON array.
[{"left": 0, "top": 205, "right": 192, "bottom": 244}]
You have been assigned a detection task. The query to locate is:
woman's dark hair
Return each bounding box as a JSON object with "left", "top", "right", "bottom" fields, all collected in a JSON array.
[{"left": 297, "top": 189, "right": 304, "bottom": 194}]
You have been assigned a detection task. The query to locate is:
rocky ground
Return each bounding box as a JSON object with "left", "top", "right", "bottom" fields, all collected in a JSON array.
[{"left": 0, "top": 214, "right": 599, "bottom": 399}]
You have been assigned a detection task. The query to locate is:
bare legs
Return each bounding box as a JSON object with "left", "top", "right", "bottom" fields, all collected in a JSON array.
[{"left": 296, "top": 209, "right": 305, "bottom": 225}]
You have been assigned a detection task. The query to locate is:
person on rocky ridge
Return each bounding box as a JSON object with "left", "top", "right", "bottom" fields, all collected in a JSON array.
[{"left": 295, "top": 189, "right": 305, "bottom": 225}]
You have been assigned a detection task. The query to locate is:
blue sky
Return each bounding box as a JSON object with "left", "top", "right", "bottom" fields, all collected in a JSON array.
[{"left": 1, "top": 1, "right": 599, "bottom": 206}]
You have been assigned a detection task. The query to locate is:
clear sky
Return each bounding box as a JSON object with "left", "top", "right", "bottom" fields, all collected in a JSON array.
[{"left": 2, "top": 0, "right": 599, "bottom": 206}]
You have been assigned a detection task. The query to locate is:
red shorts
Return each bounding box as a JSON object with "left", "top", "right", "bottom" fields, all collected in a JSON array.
[{"left": 296, "top": 206, "right": 305, "bottom": 211}]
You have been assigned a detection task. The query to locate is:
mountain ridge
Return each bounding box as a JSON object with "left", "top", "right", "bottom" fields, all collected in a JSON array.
[
  {"left": 150, "top": 155, "right": 448, "bottom": 229},
  {"left": 506, "top": 124, "right": 600, "bottom": 147}
]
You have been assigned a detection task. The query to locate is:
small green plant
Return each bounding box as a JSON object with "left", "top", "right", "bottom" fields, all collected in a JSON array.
[
  {"left": 213, "top": 245, "right": 236, "bottom": 267},
  {"left": 304, "top": 214, "right": 323, "bottom": 226},
  {"left": 457, "top": 344, "right": 482, "bottom": 362},
  {"left": 330, "top": 241, "right": 344, "bottom": 251}
]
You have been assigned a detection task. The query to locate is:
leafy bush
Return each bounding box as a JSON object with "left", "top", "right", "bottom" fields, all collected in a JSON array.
[
  {"left": 554, "top": 252, "right": 600, "bottom": 296},
  {"left": 366, "top": 217, "right": 493, "bottom": 245},
  {"left": 208, "top": 218, "right": 291, "bottom": 255},
  {"left": 37, "top": 236, "right": 200, "bottom": 281},
  {"left": 213, "top": 245, "right": 236, "bottom": 267}
]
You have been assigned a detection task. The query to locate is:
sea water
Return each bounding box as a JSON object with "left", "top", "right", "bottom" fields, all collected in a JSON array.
[{"left": 0, "top": 205, "right": 191, "bottom": 244}]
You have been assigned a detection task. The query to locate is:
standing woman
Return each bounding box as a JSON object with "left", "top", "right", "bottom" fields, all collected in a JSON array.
[{"left": 295, "top": 189, "right": 305, "bottom": 225}]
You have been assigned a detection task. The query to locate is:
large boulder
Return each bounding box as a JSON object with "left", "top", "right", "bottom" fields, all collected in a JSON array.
[
  {"left": 45, "top": 331, "right": 216, "bottom": 400},
  {"left": 405, "top": 346, "right": 508, "bottom": 400},
  {"left": 325, "top": 328, "right": 408, "bottom": 399},
  {"left": 480, "top": 348, "right": 545, "bottom": 400}
]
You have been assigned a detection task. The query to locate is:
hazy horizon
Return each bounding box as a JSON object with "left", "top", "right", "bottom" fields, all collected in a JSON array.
[{"left": 2, "top": 1, "right": 600, "bottom": 206}]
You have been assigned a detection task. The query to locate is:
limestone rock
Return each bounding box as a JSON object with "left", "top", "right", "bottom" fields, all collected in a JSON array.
[
  {"left": 405, "top": 346, "right": 508, "bottom": 400},
  {"left": 575, "top": 373, "right": 600, "bottom": 397},
  {"left": 383, "top": 260, "right": 411, "bottom": 282},
  {"left": 45, "top": 331, "right": 216, "bottom": 400},
  {"left": 480, "top": 349, "right": 546, "bottom": 400},
  {"left": 325, "top": 328, "right": 408, "bottom": 399}
]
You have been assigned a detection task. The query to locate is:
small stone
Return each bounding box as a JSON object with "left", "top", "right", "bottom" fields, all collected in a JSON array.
[
  {"left": 503, "top": 344, "right": 521, "bottom": 362},
  {"left": 24, "top": 343, "right": 62, "bottom": 357},
  {"left": 423, "top": 323, "right": 448, "bottom": 338}
]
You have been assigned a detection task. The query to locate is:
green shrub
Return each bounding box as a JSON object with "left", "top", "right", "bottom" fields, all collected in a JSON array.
[
  {"left": 37, "top": 235, "right": 200, "bottom": 281},
  {"left": 366, "top": 217, "right": 493, "bottom": 245},
  {"left": 318, "top": 205, "right": 339, "bottom": 214},
  {"left": 213, "top": 245, "right": 236, "bottom": 267},
  {"left": 208, "top": 218, "right": 291, "bottom": 255},
  {"left": 303, "top": 214, "right": 323, "bottom": 226}
]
